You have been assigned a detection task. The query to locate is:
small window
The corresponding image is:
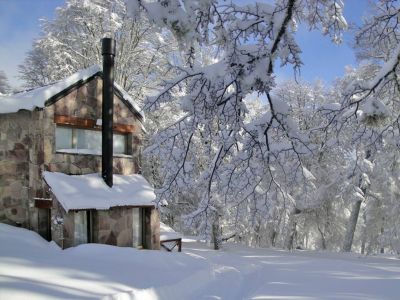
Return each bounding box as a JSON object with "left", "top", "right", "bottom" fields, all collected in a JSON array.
[
  {"left": 76, "top": 128, "right": 102, "bottom": 153},
  {"left": 56, "top": 126, "right": 128, "bottom": 155},
  {"left": 113, "top": 134, "right": 127, "bottom": 154},
  {"left": 55, "top": 127, "right": 73, "bottom": 149},
  {"left": 132, "top": 208, "right": 144, "bottom": 248},
  {"left": 74, "top": 211, "right": 88, "bottom": 245},
  {"left": 74, "top": 210, "right": 94, "bottom": 245}
]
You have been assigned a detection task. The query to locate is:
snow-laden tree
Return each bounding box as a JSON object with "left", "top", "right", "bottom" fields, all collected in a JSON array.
[
  {"left": 271, "top": 80, "right": 351, "bottom": 250},
  {"left": 18, "top": 0, "right": 175, "bottom": 103},
  {"left": 334, "top": 1, "right": 400, "bottom": 142},
  {"left": 319, "top": 0, "right": 400, "bottom": 251},
  {"left": 126, "top": 0, "right": 349, "bottom": 243},
  {"left": 0, "top": 70, "right": 11, "bottom": 94}
]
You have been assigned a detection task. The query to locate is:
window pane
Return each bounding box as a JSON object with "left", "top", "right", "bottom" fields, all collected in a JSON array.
[
  {"left": 56, "top": 126, "right": 127, "bottom": 155},
  {"left": 55, "top": 127, "right": 72, "bottom": 150},
  {"left": 113, "top": 134, "right": 127, "bottom": 154},
  {"left": 132, "top": 208, "right": 143, "bottom": 248},
  {"left": 74, "top": 211, "right": 88, "bottom": 246},
  {"left": 76, "top": 129, "right": 102, "bottom": 153}
]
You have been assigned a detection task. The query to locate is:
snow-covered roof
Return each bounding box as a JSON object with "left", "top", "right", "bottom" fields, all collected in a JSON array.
[
  {"left": 160, "top": 222, "right": 182, "bottom": 241},
  {"left": 43, "top": 171, "right": 156, "bottom": 211},
  {"left": 0, "top": 65, "right": 144, "bottom": 119}
]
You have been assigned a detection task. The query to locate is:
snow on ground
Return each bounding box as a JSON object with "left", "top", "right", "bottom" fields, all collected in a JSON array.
[{"left": 0, "top": 224, "right": 399, "bottom": 300}]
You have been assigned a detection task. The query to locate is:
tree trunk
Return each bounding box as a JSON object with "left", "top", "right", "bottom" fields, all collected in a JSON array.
[
  {"left": 380, "top": 225, "right": 385, "bottom": 254},
  {"left": 212, "top": 214, "right": 221, "bottom": 250},
  {"left": 360, "top": 210, "right": 367, "bottom": 254},
  {"left": 284, "top": 208, "right": 300, "bottom": 250},
  {"left": 271, "top": 230, "right": 277, "bottom": 247},
  {"left": 342, "top": 200, "right": 362, "bottom": 252},
  {"left": 317, "top": 225, "right": 327, "bottom": 250}
]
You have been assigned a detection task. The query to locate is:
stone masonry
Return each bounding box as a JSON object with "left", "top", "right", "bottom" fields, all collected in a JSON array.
[{"left": 0, "top": 75, "right": 159, "bottom": 249}]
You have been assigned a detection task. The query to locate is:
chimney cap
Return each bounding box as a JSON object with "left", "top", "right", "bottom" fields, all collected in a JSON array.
[{"left": 101, "top": 38, "right": 116, "bottom": 56}]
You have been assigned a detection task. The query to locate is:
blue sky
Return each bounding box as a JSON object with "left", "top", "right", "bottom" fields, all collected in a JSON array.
[
  {"left": 276, "top": 0, "right": 371, "bottom": 84},
  {"left": 0, "top": 0, "right": 370, "bottom": 89},
  {"left": 0, "top": 0, "right": 64, "bottom": 88}
]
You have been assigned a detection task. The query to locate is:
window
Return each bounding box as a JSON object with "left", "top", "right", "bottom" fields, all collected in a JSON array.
[
  {"left": 55, "top": 126, "right": 128, "bottom": 155},
  {"left": 74, "top": 210, "right": 94, "bottom": 246},
  {"left": 74, "top": 211, "right": 88, "bottom": 245},
  {"left": 132, "top": 208, "right": 144, "bottom": 248}
]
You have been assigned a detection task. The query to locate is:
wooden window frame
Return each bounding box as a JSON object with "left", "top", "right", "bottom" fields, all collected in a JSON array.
[
  {"left": 55, "top": 125, "right": 130, "bottom": 155},
  {"left": 54, "top": 114, "right": 136, "bottom": 134},
  {"left": 87, "top": 210, "right": 94, "bottom": 243}
]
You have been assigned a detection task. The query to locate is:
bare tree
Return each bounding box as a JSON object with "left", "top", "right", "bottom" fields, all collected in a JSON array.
[{"left": 0, "top": 70, "right": 11, "bottom": 94}]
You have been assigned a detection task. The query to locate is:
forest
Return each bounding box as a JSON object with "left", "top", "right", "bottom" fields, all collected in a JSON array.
[{"left": 2, "top": 0, "right": 399, "bottom": 255}]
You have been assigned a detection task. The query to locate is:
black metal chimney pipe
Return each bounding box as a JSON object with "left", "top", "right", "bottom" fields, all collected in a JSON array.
[{"left": 101, "top": 38, "right": 116, "bottom": 187}]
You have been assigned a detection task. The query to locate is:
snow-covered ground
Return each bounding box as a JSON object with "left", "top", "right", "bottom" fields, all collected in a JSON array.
[{"left": 0, "top": 224, "right": 399, "bottom": 300}]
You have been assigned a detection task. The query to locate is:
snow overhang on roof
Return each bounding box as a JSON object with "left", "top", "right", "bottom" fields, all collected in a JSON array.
[
  {"left": 0, "top": 65, "right": 145, "bottom": 121},
  {"left": 160, "top": 222, "right": 182, "bottom": 242},
  {"left": 43, "top": 171, "right": 156, "bottom": 212}
]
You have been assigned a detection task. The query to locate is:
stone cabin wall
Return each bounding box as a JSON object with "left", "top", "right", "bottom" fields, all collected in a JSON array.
[
  {"left": 45, "top": 76, "right": 143, "bottom": 176},
  {"left": 51, "top": 196, "right": 160, "bottom": 250},
  {"left": 0, "top": 110, "right": 44, "bottom": 229},
  {"left": 0, "top": 76, "right": 145, "bottom": 236}
]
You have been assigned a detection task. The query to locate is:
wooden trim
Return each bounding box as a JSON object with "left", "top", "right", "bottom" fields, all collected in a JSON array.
[
  {"left": 113, "top": 123, "right": 135, "bottom": 133},
  {"left": 42, "top": 72, "right": 144, "bottom": 122},
  {"left": 44, "top": 73, "right": 102, "bottom": 107},
  {"left": 70, "top": 204, "right": 155, "bottom": 211},
  {"left": 87, "top": 210, "right": 94, "bottom": 243},
  {"left": 35, "top": 199, "right": 53, "bottom": 209},
  {"left": 54, "top": 114, "right": 96, "bottom": 128},
  {"left": 54, "top": 114, "right": 136, "bottom": 133},
  {"left": 160, "top": 238, "right": 182, "bottom": 252}
]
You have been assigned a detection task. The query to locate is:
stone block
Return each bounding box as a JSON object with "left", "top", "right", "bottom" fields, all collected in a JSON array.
[
  {"left": 43, "top": 140, "right": 53, "bottom": 162},
  {"left": 3, "top": 196, "right": 21, "bottom": 208},
  {"left": 9, "top": 181, "right": 23, "bottom": 198},
  {"left": 117, "top": 229, "right": 132, "bottom": 247},
  {"left": 5, "top": 207, "right": 26, "bottom": 223},
  {"left": 150, "top": 208, "right": 160, "bottom": 250},
  {"left": 8, "top": 149, "right": 28, "bottom": 161},
  {"left": 63, "top": 211, "right": 75, "bottom": 240},
  {"left": 106, "top": 231, "right": 117, "bottom": 245},
  {"left": 98, "top": 215, "right": 110, "bottom": 231},
  {"left": 22, "top": 134, "right": 33, "bottom": 147},
  {"left": 68, "top": 164, "right": 82, "bottom": 175},
  {"left": 98, "top": 230, "right": 111, "bottom": 244},
  {"left": 0, "top": 162, "right": 17, "bottom": 175},
  {"left": 14, "top": 143, "right": 25, "bottom": 150},
  {"left": 16, "top": 162, "right": 28, "bottom": 173},
  {"left": 109, "top": 208, "right": 122, "bottom": 220},
  {"left": 114, "top": 216, "right": 127, "bottom": 233}
]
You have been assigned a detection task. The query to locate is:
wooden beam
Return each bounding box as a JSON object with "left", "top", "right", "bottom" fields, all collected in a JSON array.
[
  {"left": 69, "top": 204, "right": 155, "bottom": 211},
  {"left": 54, "top": 114, "right": 135, "bottom": 133},
  {"left": 113, "top": 123, "right": 135, "bottom": 133},
  {"left": 34, "top": 199, "right": 53, "bottom": 209},
  {"left": 160, "top": 238, "right": 182, "bottom": 252},
  {"left": 54, "top": 114, "right": 96, "bottom": 128}
]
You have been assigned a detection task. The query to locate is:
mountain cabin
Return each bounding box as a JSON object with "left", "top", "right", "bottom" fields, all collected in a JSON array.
[{"left": 0, "top": 38, "right": 160, "bottom": 250}]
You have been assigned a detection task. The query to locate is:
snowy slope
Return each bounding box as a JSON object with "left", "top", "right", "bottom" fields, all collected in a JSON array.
[{"left": 0, "top": 224, "right": 399, "bottom": 300}]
